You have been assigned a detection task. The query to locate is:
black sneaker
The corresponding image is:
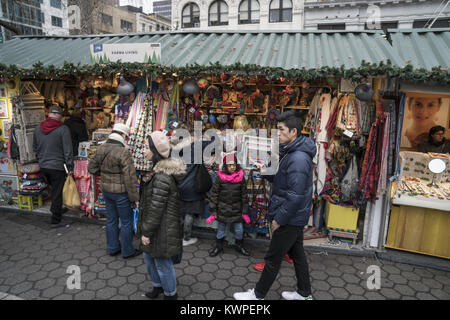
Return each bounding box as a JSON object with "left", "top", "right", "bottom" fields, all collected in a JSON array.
[
  {"left": 123, "top": 249, "right": 143, "bottom": 259},
  {"left": 163, "top": 293, "right": 178, "bottom": 300},
  {"left": 145, "top": 287, "right": 164, "bottom": 299}
]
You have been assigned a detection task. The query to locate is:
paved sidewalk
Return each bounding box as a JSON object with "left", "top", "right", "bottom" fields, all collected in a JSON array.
[{"left": 0, "top": 211, "right": 449, "bottom": 300}]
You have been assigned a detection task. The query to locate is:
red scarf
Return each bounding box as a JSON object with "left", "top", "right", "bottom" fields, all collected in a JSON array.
[
  {"left": 218, "top": 169, "right": 244, "bottom": 183},
  {"left": 40, "top": 118, "right": 63, "bottom": 135}
]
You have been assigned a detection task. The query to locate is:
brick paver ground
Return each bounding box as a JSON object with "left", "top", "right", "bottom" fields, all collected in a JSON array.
[{"left": 0, "top": 211, "right": 449, "bottom": 300}]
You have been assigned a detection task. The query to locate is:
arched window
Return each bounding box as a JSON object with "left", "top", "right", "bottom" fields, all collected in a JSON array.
[
  {"left": 209, "top": 1, "right": 229, "bottom": 26},
  {"left": 238, "top": 0, "right": 260, "bottom": 24},
  {"left": 269, "top": 0, "right": 292, "bottom": 23},
  {"left": 182, "top": 2, "right": 200, "bottom": 28}
]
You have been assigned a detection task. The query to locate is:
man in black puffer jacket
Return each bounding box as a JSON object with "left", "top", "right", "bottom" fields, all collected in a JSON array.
[{"left": 234, "top": 110, "right": 316, "bottom": 301}]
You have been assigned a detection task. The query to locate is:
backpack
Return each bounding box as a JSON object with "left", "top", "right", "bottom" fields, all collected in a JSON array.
[{"left": 194, "top": 164, "right": 212, "bottom": 194}]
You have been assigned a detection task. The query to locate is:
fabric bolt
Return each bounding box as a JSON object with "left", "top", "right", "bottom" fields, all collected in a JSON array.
[
  {"left": 377, "top": 113, "right": 390, "bottom": 196},
  {"left": 74, "top": 160, "right": 90, "bottom": 211},
  {"left": 315, "top": 95, "right": 334, "bottom": 196}
]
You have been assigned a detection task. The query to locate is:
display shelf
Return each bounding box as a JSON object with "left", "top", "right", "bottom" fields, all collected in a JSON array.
[
  {"left": 284, "top": 105, "right": 310, "bottom": 110},
  {"left": 392, "top": 194, "right": 450, "bottom": 211}
]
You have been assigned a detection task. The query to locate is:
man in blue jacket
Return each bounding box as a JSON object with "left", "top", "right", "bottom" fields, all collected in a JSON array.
[{"left": 234, "top": 110, "right": 316, "bottom": 300}]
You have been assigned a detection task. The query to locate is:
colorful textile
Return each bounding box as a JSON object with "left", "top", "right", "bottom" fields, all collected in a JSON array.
[{"left": 74, "top": 160, "right": 90, "bottom": 211}]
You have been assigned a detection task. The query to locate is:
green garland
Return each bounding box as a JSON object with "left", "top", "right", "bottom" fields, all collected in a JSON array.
[{"left": 0, "top": 60, "right": 449, "bottom": 84}]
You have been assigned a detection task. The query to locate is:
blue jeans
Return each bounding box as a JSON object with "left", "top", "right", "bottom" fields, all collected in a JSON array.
[
  {"left": 144, "top": 253, "right": 177, "bottom": 296},
  {"left": 217, "top": 221, "right": 244, "bottom": 240},
  {"left": 103, "top": 191, "right": 136, "bottom": 257}
]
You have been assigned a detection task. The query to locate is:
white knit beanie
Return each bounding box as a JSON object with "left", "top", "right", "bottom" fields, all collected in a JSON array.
[
  {"left": 112, "top": 123, "right": 130, "bottom": 137},
  {"left": 149, "top": 131, "right": 170, "bottom": 159}
]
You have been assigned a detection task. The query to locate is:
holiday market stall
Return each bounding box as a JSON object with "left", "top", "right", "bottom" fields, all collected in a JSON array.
[{"left": 0, "top": 29, "right": 449, "bottom": 248}]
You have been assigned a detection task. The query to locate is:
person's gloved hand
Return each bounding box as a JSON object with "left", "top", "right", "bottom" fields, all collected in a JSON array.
[
  {"left": 242, "top": 214, "right": 250, "bottom": 224},
  {"left": 206, "top": 215, "right": 217, "bottom": 224}
]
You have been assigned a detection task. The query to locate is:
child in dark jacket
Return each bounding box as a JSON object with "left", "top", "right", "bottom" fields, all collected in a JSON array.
[{"left": 207, "top": 154, "right": 251, "bottom": 257}]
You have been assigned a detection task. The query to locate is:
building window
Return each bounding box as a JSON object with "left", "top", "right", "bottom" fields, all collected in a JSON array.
[
  {"left": 41, "top": 12, "right": 45, "bottom": 24},
  {"left": 99, "top": 13, "right": 113, "bottom": 26},
  {"left": 269, "top": 0, "right": 292, "bottom": 23},
  {"left": 142, "top": 23, "right": 146, "bottom": 31},
  {"left": 239, "top": 0, "right": 260, "bottom": 24},
  {"left": 50, "top": 0, "right": 62, "bottom": 9},
  {"left": 209, "top": 0, "right": 229, "bottom": 26},
  {"left": 365, "top": 21, "right": 398, "bottom": 33},
  {"left": 149, "top": 25, "right": 153, "bottom": 31},
  {"left": 413, "top": 18, "right": 450, "bottom": 28},
  {"left": 317, "top": 23, "right": 346, "bottom": 30},
  {"left": 51, "top": 16, "right": 62, "bottom": 27},
  {"left": 182, "top": 3, "right": 200, "bottom": 28},
  {"left": 121, "top": 19, "right": 133, "bottom": 31}
]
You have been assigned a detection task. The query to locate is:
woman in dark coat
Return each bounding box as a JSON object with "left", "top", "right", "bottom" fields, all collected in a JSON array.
[
  {"left": 138, "top": 131, "right": 186, "bottom": 300},
  {"left": 207, "top": 154, "right": 250, "bottom": 257}
]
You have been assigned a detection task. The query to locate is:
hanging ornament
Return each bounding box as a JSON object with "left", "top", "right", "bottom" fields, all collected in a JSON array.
[
  {"left": 117, "top": 76, "right": 135, "bottom": 95},
  {"left": 220, "top": 73, "right": 229, "bottom": 82},
  {"left": 232, "top": 78, "right": 245, "bottom": 91},
  {"left": 198, "top": 78, "right": 208, "bottom": 89},
  {"left": 205, "top": 85, "right": 220, "bottom": 100},
  {"left": 209, "top": 114, "right": 216, "bottom": 124}
]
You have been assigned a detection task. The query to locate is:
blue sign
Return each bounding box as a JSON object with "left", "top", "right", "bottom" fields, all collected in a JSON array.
[{"left": 93, "top": 44, "right": 103, "bottom": 53}]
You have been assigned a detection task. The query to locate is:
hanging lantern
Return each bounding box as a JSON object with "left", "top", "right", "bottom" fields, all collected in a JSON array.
[
  {"left": 182, "top": 79, "right": 200, "bottom": 95},
  {"left": 117, "top": 76, "right": 135, "bottom": 95}
]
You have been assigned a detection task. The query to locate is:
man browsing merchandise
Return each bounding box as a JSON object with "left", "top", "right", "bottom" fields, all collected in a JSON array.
[
  {"left": 234, "top": 110, "right": 316, "bottom": 301},
  {"left": 33, "top": 105, "right": 73, "bottom": 227}
]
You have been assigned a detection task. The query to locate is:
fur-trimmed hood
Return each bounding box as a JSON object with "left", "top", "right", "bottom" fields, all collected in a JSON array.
[{"left": 153, "top": 158, "right": 187, "bottom": 183}]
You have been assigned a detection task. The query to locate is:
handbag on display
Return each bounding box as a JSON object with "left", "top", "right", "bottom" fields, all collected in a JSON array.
[{"left": 340, "top": 156, "right": 360, "bottom": 203}]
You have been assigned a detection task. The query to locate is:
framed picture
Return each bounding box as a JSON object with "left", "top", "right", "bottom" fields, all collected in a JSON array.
[
  {"left": 0, "top": 99, "right": 9, "bottom": 119},
  {"left": 400, "top": 92, "right": 450, "bottom": 150},
  {"left": 241, "top": 135, "right": 276, "bottom": 170},
  {"left": 0, "top": 84, "right": 7, "bottom": 98},
  {"left": 2, "top": 120, "right": 12, "bottom": 139},
  {"left": 0, "top": 174, "right": 19, "bottom": 199},
  {"left": 0, "top": 152, "right": 17, "bottom": 175}
]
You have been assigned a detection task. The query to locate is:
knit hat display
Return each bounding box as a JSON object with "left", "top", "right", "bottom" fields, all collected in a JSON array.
[
  {"left": 112, "top": 123, "right": 130, "bottom": 137},
  {"left": 149, "top": 131, "right": 170, "bottom": 159}
]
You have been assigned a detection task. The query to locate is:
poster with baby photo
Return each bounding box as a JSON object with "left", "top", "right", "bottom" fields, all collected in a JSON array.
[
  {"left": 0, "top": 99, "right": 8, "bottom": 119},
  {"left": 401, "top": 92, "right": 450, "bottom": 150}
]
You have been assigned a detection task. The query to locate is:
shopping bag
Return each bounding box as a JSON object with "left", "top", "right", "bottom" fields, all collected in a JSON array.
[
  {"left": 63, "top": 175, "right": 80, "bottom": 208},
  {"left": 132, "top": 207, "right": 139, "bottom": 234}
]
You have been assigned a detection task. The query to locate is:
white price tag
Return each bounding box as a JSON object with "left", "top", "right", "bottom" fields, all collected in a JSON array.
[
  {"left": 189, "top": 107, "right": 196, "bottom": 114},
  {"left": 172, "top": 122, "right": 179, "bottom": 128},
  {"left": 162, "top": 130, "right": 168, "bottom": 135},
  {"left": 343, "top": 130, "right": 354, "bottom": 138}
]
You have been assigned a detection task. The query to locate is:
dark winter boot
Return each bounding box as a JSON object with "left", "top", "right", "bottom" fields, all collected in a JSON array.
[
  {"left": 235, "top": 239, "right": 250, "bottom": 256},
  {"left": 145, "top": 286, "right": 164, "bottom": 299},
  {"left": 209, "top": 238, "right": 224, "bottom": 257}
]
